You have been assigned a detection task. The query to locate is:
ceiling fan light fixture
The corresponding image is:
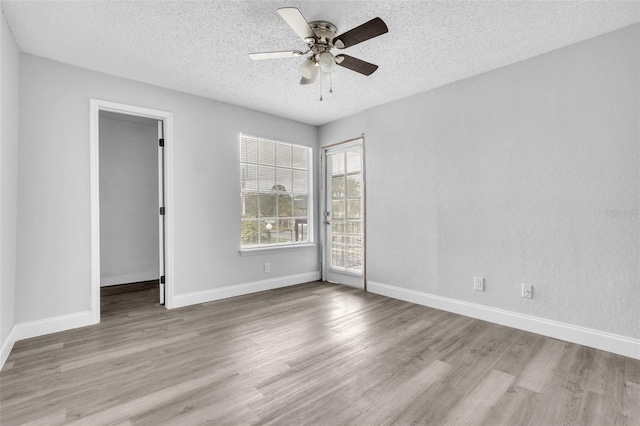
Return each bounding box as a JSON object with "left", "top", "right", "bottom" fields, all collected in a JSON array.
[
  {"left": 251, "top": 7, "right": 388, "bottom": 94},
  {"left": 318, "top": 51, "right": 336, "bottom": 73},
  {"left": 299, "top": 57, "right": 318, "bottom": 79}
]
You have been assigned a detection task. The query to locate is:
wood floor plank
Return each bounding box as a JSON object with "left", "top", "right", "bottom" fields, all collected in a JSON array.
[
  {"left": 64, "top": 370, "right": 238, "bottom": 425},
  {"left": 15, "top": 410, "right": 66, "bottom": 426},
  {"left": 481, "top": 385, "right": 539, "bottom": 426},
  {"left": 390, "top": 382, "right": 464, "bottom": 425},
  {"left": 585, "top": 349, "right": 615, "bottom": 395},
  {"left": 626, "top": 356, "right": 640, "bottom": 385},
  {"left": 491, "top": 329, "right": 545, "bottom": 377},
  {"left": 352, "top": 359, "right": 453, "bottom": 425},
  {"left": 128, "top": 374, "right": 264, "bottom": 425},
  {"left": 625, "top": 380, "right": 640, "bottom": 425},
  {"left": 7, "top": 342, "right": 64, "bottom": 361},
  {"left": 442, "top": 369, "right": 515, "bottom": 425},
  {"left": 526, "top": 370, "right": 589, "bottom": 425},
  {"left": 591, "top": 350, "right": 627, "bottom": 404},
  {"left": 59, "top": 331, "right": 200, "bottom": 372},
  {"left": 576, "top": 389, "right": 626, "bottom": 425},
  {"left": 516, "top": 338, "right": 568, "bottom": 393},
  {"left": 1, "top": 281, "right": 638, "bottom": 425}
]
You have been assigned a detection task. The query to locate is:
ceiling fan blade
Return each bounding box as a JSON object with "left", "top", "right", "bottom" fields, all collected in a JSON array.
[
  {"left": 277, "top": 7, "right": 316, "bottom": 42},
  {"left": 333, "top": 17, "right": 388, "bottom": 49},
  {"left": 335, "top": 54, "right": 378, "bottom": 76},
  {"left": 249, "top": 50, "right": 304, "bottom": 60}
]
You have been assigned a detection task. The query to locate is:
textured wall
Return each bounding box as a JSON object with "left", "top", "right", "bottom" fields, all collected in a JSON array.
[
  {"left": 320, "top": 24, "right": 639, "bottom": 339},
  {"left": 0, "top": 14, "right": 19, "bottom": 347},
  {"left": 16, "top": 55, "right": 319, "bottom": 323},
  {"left": 318, "top": 112, "right": 366, "bottom": 146},
  {"left": 99, "top": 114, "right": 159, "bottom": 286}
]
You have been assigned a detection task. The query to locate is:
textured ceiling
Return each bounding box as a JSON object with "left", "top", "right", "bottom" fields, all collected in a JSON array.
[{"left": 2, "top": 1, "right": 639, "bottom": 126}]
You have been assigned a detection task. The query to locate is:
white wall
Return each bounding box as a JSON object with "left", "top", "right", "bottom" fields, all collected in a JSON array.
[
  {"left": 320, "top": 24, "right": 640, "bottom": 340},
  {"left": 0, "top": 13, "right": 19, "bottom": 354},
  {"left": 17, "top": 54, "right": 319, "bottom": 323},
  {"left": 99, "top": 113, "right": 159, "bottom": 286},
  {"left": 318, "top": 112, "right": 366, "bottom": 145}
]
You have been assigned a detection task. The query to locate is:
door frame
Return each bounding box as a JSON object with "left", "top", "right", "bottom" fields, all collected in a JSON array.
[
  {"left": 320, "top": 136, "right": 367, "bottom": 290},
  {"left": 89, "top": 99, "right": 175, "bottom": 325}
]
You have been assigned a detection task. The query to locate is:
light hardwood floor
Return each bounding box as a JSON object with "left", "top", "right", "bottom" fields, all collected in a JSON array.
[{"left": 1, "top": 281, "right": 638, "bottom": 425}]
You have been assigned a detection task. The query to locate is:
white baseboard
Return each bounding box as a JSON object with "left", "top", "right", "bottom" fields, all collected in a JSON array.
[
  {"left": 172, "top": 271, "right": 321, "bottom": 308},
  {"left": 101, "top": 271, "right": 159, "bottom": 286},
  {"left": 368, "top": 281, "right": 640, "bottom": 360},
  {"left": 12, "top": 311, "right": 95, "bottom": 341},
  {"left": 0, "top": 310, "right": 94, "bottom": 371},
  {"left": 0, "top": 327, "right": 17, "bottom": 371}
]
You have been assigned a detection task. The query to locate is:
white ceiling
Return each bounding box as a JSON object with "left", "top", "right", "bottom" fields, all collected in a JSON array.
[{"left": 2, "top": 1, "right": 639, "bottom": 126}]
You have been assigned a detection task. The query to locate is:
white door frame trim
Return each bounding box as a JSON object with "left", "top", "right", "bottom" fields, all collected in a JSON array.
[{"left": 89, "top": 99, "right": 175, "bottom": 325}]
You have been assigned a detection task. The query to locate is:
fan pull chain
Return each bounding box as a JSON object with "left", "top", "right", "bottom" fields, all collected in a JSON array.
[
  {"left": 329, "top": 72, "right": 333, "bottom": 94},
  {"left": 320, "top": 72, "right": 323, "bottom": 101}
]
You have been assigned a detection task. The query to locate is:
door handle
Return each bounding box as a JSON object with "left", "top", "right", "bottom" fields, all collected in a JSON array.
[{"left": 325, "top": 221, "right": 332, "bottom": 225}]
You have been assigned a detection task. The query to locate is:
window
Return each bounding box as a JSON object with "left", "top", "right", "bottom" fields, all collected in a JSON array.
[{"left": 240, "top": 134, "right": 312, "bottom": 249}]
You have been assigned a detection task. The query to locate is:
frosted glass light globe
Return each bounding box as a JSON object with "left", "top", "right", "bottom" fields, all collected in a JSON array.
[
  {"left": 299, "top": 57, "right": 318, "bottom": 79},
  {"left": 318, "top": 52, "right": 336, "bottom": 72}
]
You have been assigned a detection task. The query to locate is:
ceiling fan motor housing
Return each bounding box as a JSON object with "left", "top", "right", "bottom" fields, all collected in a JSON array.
[
  {"left": 306, "top": 21, "right": 338, "bottom": 73},
  {"left": 309, "top": 21, "right": 338, "bottom": 47}
]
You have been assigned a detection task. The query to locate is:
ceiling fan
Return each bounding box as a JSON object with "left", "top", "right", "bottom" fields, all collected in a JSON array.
[{"left": 249, "top": 7, "right": 388, "bottom": 96}]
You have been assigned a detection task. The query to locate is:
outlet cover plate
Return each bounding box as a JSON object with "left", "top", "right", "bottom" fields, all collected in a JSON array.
[
  {"left": 522, "top": 283, "right": 532, "bottom": 298},
  {"left": 474, "top": 277, "right": 484, "bottom": 291}
]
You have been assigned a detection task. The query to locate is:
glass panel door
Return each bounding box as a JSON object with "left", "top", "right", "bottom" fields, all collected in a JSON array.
[{"left": 324, "top": 140, "right": 364, "bottom": 288}]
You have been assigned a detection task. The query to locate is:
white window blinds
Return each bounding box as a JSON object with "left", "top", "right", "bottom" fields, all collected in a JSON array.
[{"left": 240, "top": 134, "right": 312, "bottom": 248}]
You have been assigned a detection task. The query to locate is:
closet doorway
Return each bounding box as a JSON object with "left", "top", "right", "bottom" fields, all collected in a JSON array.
[{"left": 90, "top": 100, "right": 174, "bottom": 324}]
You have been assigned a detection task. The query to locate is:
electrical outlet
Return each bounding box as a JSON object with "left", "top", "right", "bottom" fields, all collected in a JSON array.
[
  {"left": 474, "top": 276, "right": 484, "bottom": 291},
  {"left": 264, "top": 263, "right": 271, "bottom": 273},
  {"left": 522, "top": 283, "right": 532, "bottom": 299}
]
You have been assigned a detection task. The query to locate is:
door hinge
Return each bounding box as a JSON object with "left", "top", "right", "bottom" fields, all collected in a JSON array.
[
  {"left": 159, "top": 138, "right": 165, "bottom": 147},
  {"left": 160, "top": 207, "right": 165, "bottom": 215},
  {"left": 160, "top": 276, "right": 165, "bottom": 284}
]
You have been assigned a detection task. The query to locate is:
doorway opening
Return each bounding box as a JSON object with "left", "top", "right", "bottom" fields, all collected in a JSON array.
[
  {"left": 90, "top": 100, "right": 174, "bottom": 325},
  {"left": 99, "top": 111, "right": 162, "bottom": 315},
  {"left": 322, "top": 137, "right": 366, "bottom": 289}
]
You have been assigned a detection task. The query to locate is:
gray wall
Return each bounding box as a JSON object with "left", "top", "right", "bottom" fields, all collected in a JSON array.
[
  {"left": 17, "top": 54, "right": 319, "bottom": 323},
  {"left": 0, "top": 14, "right": 19, "bottom": 348},
  {"left": 320, "top": 24, "right": 639, "bottom": 339},
  {"left": 99, "top": 113, "right": 159, "bottom": 286}
]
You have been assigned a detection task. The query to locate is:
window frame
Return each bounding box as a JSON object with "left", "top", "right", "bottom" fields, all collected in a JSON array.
[{"left": 239, "top": 133, "right": 314, "bottom": 252}]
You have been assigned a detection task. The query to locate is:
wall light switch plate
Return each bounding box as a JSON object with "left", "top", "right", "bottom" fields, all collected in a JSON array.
[{"left": 474, "top": 277, "right": 484, "bottom": 291}]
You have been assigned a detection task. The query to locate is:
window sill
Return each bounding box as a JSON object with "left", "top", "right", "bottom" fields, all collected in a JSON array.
[{"left": 239, "top": 243, "right": 317, "bottom": 256}]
